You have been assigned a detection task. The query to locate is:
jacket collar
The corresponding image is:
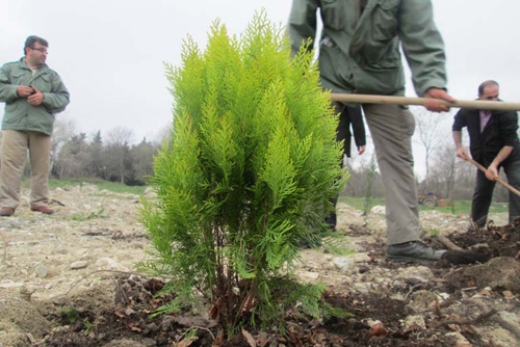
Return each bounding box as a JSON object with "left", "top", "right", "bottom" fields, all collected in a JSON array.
[{"left": 17, "top": 57, "right": 49, "bottom": 73}]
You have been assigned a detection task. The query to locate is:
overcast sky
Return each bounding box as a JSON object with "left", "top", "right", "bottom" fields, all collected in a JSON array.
[{"left": 1, "top": 0, "right": 519, "bottom": 175}]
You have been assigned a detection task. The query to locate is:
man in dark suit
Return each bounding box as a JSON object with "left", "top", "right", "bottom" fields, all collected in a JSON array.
[
  {"left": 337, "top": 103, "right": 366, "bottom": 159},
  {"left": 324, "top": 103, "right": 366, "bottom": 230},
  {"left": 452, "top": 80, "right": 520, "bottom": 227}
]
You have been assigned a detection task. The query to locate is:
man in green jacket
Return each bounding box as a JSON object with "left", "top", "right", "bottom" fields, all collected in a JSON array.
[
  {"left": 289, "top": 0, "right": 485, "bottom": 264},
  {"left": 0, "top": 35, "right": 70, "bottom": 216}
]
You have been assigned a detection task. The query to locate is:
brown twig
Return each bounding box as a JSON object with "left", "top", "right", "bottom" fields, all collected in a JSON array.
[
  {"left": 436, "top": 235, "right": 462, "bottom": 251},
  {"left": 434, "top": 308, "right": 497, "bottom": 328}
]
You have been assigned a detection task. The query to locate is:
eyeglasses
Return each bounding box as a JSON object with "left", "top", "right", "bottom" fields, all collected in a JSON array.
[{"left": 31, "top": 47, "right": 48, "bottom": 54}]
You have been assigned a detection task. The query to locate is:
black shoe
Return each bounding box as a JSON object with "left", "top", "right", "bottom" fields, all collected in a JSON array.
[{"left": 386, "top": 241, "right": 446, "bottom": 263}]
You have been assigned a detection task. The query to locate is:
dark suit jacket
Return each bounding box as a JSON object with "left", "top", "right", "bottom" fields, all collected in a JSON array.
[{"left": 452, "top": 106, "right": 520, "bottom": 166}]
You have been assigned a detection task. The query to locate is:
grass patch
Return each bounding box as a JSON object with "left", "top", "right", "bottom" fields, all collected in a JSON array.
[
  {"left": 338, "top": 196, "right": 508, "bottom": 215},
  {"left": 71, "top": 208, "right": 106, "bottom": 222},
  {"left": 45, "top": 178, "right": 147, "bottom": 195}
]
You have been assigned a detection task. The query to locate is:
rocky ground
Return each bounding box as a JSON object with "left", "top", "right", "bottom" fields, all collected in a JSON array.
[{"left": 0, "top": 184, "right": 519, "bottom": 347}]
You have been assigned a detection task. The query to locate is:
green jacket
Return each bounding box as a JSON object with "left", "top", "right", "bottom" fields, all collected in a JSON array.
[
  {"left": 0, "top": 58, "right": 70, "bottom": 136},
  {"left": 288, "top": 0, "right": 447, "bottom": 96}
]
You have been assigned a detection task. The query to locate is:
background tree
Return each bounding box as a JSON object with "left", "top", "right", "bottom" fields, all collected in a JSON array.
[
  {"left": 84, "top": 130, "right": 105, "bottom": 179},
  {"left": 412, "top": 106, "right": 449, "bottom": 178},
  {"left": 56, "top": 132, "right": 89, "bottom": 178},
  {"left": 50, "top": 117, "right": 76, "bottom": 177},
  {"left": 130, "top": 137, "right": 156, "bottom": 185},
  {"left": 104, "top": 127, "right": 135, "bottom": 183}
]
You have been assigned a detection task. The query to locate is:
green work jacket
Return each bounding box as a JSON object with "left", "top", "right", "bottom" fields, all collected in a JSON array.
[
  {"left": 0, "top": 58, "right": 70, "bottom": 136},
  {"left": 288, "top": 0, "right": 447, "bottom": 96}
]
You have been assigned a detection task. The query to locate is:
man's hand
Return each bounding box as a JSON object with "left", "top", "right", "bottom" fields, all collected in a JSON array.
[
  {"left": 17, "top": 86, "right": 34, "bottom": 98},
  {"left": 27, "top": 87, "right": 45, "bottom": 106},
  {"left": 486, "top": 164, "right": 498, "bottom": 181},
  {"left": 358, "top": 145, "right": 366, "bottom": 155},
  {"left": 456, "top": 147, "right": 468, "bottom": 160},
  {"left": 422, "top": 88, "right": 456, "bottom": 112}
]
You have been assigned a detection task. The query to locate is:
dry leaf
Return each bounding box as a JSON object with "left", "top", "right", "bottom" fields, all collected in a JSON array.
[
  {"left": 177, "top": 335, "right": 198, "bottom": 347},
  {"left": 368, "top": 323, "right": 387, "bottom": 338},
  {"left": 257, "top": 332, "right": 269, "bottom": 347},
  {"left": 448, "top": 324, "right": 462, "bottom": 332},
  {"left": 127, "top": 323, "right": 142, "bottom": 333},
  {"left": 211, "top": 328, "right": 225, "bottom": 347},
  {"left": 241, "top": 328, "right": 256, "bottom": 347},
  {"left": 455, "top": 343, "right": 473, "bottom": 347}
]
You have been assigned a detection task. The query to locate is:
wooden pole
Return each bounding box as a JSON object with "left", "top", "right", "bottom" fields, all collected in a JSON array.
[
  {"left": 465, "top": 156, "right": 520, "bottom": 198},
  {"left": 330, "top": 93, "right": 520, "bottom": 111}
]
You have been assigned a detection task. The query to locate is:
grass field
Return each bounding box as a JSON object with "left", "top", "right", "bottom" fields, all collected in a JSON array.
[
  {"left": 339, "top": 196, "right": 509, "bottom": 215},
  {"left": 44, "top": 178, "right": 147, "bottom": 195},
  {"left": 24, "top": 178, "right": 511, "bottom": 215}
]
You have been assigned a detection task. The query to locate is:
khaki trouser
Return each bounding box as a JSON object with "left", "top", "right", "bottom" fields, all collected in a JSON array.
[
  {"left": 362, "top": 104, "right": 420, "bottom": 245},
  {"left": 0, "top": 130, "right": 51, "bottom": 209}
]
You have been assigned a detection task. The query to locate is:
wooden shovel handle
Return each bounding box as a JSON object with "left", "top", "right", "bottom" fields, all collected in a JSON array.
[
  {"left": 465, "top": 156, "right": 520, "bottom": 197},
  {"left": 330, "top": 94, "right": 520, "bottom": 111}
]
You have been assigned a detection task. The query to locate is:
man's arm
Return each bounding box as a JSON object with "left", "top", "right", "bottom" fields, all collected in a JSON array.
[
  {"left": 0, "top": 65, "right": 19, "bottom": 103},
  {"left": 487, "top": 146, "right": 514, "bottom": 180},
  {"left": 287, "top": 0, "right": 319, "bottom": 57},
  {"left": 350, "top": 106, "right": 366, "bottom": 154},
  {"left": 398, "top": 0, "right": 455, "bottom": 111},
  {"left": 487, "top": 110, "right": 520, "bottom": 180},
  {"left": 452, "top": 110, "right": 468, "bottom": 159},
  {"left": 453, "top": 131, "right": 468, "bottom": 160}
]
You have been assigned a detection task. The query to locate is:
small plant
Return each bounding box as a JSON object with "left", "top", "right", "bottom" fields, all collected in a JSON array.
[
  {"left": 426, "top": 229, "right": 441, "bottom": 237},
  {"left": 83, "top": 319, "right": 95, "bottom": 336},
  {"left": 71, "top": 208, "right": 105, "bottom": 221},
  {"left": 141, "top": 10, "right": 345, "bottom": 335},
  {"left": 60, "top": 307, "right": 80, "bottom": 324}
]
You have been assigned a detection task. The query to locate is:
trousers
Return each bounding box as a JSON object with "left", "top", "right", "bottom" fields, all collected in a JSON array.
[
  {"left": 471, "top": 159, "right": 520, "bottom": 227},
  {"left": 362, "top": 104, "right": 420, "bottom": 245},
  {"left": 0, "top": 130, "right": 51, "bottom": 209}
]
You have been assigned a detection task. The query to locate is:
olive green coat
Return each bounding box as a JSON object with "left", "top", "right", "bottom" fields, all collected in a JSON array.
[
  {"left": 0, "top": 59, "right": 70, "bottom": 136},
  {"left": 288, "top": 0, "right": 447, "bottom": 96}
]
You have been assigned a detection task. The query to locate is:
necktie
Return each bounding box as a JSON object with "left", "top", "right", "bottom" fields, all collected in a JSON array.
[{"left": 480, "top": 111, "right": 491, "bottom": 132}]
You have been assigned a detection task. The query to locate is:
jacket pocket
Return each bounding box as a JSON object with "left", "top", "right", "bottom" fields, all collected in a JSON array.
[
  {"left": 371, "top": 0, "right": 400, "bottom": 42},
  {"left": 320, "top": 0, "right": 347, "bottom": 30},
  {"left": 11, "top": 72, "right": 27, "bottom": 85},
  {"left": 32, "top": 74, "right": 52, "bottom": 93}
]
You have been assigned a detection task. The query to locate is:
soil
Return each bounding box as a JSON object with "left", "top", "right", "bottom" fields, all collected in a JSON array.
[{"left": 1, "top": 186, "right": 519, "bottom": 347}]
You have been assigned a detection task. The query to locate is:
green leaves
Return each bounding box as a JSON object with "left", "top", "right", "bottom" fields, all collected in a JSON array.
[{"left": 142, "top": 9, "right": 345, "bottom": 333}]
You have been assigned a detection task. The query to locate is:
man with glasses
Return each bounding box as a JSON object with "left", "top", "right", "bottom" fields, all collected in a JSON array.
[
  {"left": 0, "top": 35, "right": 70, "bottom": 216},
  {"left": 453, "top": 80, "right": 520, "bottom": 228}
]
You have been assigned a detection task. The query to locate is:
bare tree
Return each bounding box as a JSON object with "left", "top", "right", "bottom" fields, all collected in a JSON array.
[
  {"left": 106, "top": 126, "right": 134, "bottom": 146},
  {"left": 153, "top": 123, "right": 172, "bottom": 147},
  {"left": 411, "top": 106, "right": 452, "bottom": 178},
  {"left": 50, "top": 117, "right": 76, "bottom": 177}
]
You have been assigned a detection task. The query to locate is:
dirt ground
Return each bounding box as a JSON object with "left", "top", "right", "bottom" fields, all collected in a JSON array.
[{"left": 1, "top": 185, "right": 519, "bottom": 347}]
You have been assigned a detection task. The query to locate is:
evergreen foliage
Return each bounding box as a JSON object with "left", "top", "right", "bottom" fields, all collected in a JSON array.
[{"left": 141, "top": 11, "right": 346, "bottom": 333}]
